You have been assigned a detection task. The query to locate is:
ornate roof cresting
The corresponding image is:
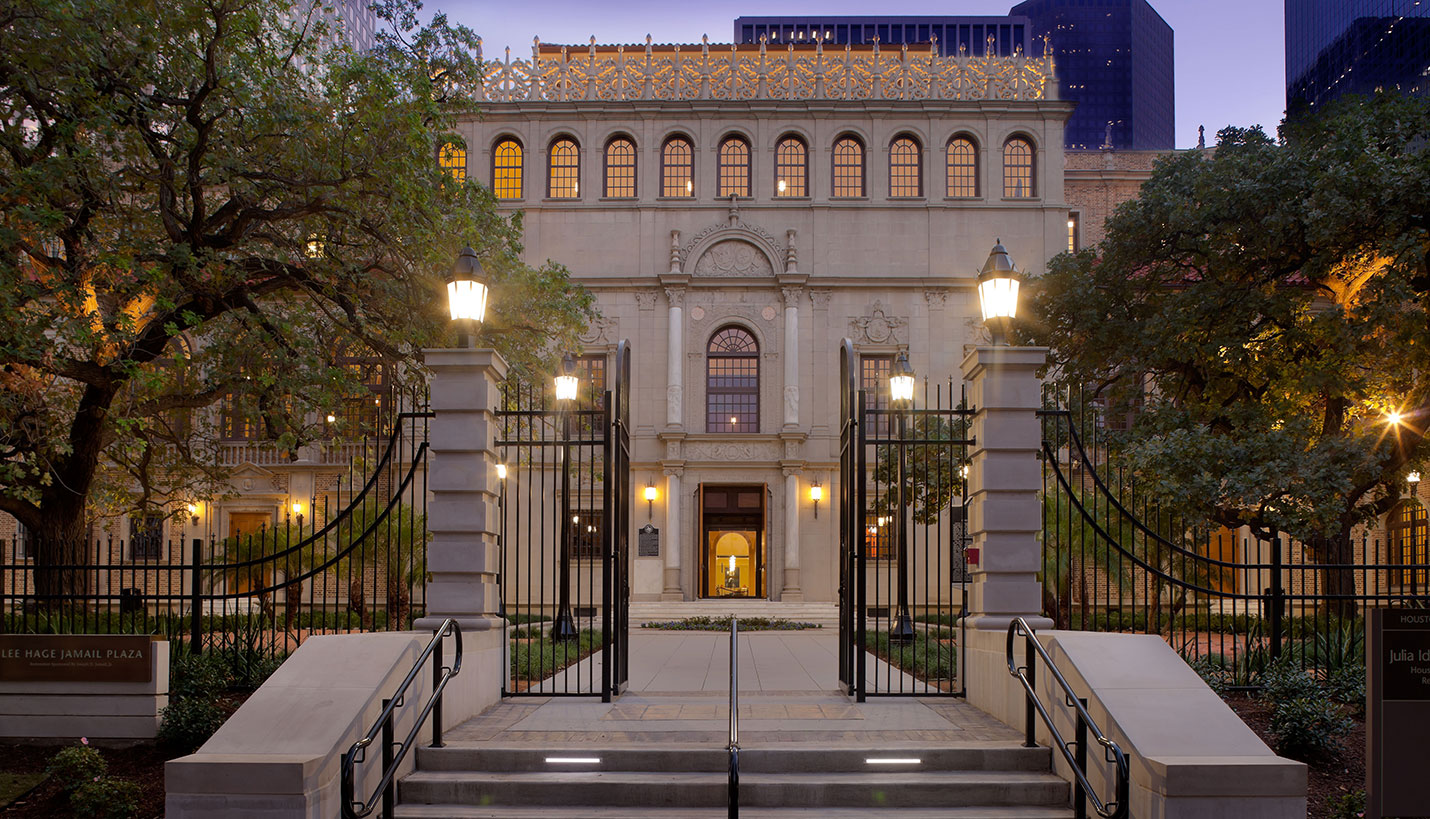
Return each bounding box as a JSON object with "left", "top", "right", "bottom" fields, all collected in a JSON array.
[{"left": 476, "top": 34, "right": 1057, "bottom": 104}]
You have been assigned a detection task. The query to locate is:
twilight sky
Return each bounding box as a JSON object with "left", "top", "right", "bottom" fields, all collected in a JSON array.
[{"left": 428, "top": 0, "right": 1287, "bottom": 149}]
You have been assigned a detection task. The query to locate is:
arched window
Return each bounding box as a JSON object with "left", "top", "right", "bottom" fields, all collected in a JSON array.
[
  {"left": 889, "top": 135, "right": 922, "bottom": 197},
  {"left": 718, "top": 136, "right": 751, "bottom": 197},
  {"left": 706, "top": 327, "right": 759, "bottom": 433},
  {"left": 662, "top": 136, "right": 694, "bottom": 197},
  {"left": 547, "top": 137, "right": 580, "bottom": 199},
  {"left": 774, "top": 136, "right": 807, "bottom": 197},
  {"left": 439, "top": 141, "right": 467, "bottom": 183},
  {"left": 1390, "top": 499, "right": 1428, "bottom": 587},
  {"left": 946, "top": 136, "right": 978, "bottom": 197},
  {"left": 1003, "top": 136, "right": 1035, "bottom": 198},
  {"left": 492, "top": 138, "right": 522, "bottom": 199},
  {"left": 832, "top": 136, "right": 864, "bottom": 198},
  {"left": 604, "top": 136, "right": 636, "bottom": 198}
]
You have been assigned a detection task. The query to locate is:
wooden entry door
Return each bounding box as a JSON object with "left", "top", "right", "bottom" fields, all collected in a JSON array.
[
  {"left": 699, "top": 485, "right": 766, "bottom": 599},
  {"left": 228, "top": 512, "right": 272, "bottom": 539}
]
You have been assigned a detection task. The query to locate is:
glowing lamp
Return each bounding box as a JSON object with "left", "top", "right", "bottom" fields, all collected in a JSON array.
[
  {"left": 644, "top": 483, "right": 658, "bottom": 520},
  {"left": 977, "top": 239, "right": 1022, "bottom": 345},
  {"left": 496, "top": 463, "right": 508, "bottom": 480},
  {"left": 554, "top": 353, "right": 579, "bottom": 402},
  {"left": 1410, "top": 471, "right": 1421, "bottom": 484},
  {"left": 810, "top": 480, "right": 823, "bottom": 519},
  {"left": 447, "top": 245, "right": 489, "bottom": 326},
  {"left": 187, "top": 502, "right": 201, "bottom": 526},
  {"left": 889, "top": 351, "right": 916, "bottom": 405}
]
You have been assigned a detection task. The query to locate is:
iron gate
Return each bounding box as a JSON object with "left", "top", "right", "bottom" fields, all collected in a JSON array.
[
  {"left": 498, "top": 341, "right": 631, "bottom": 700},
  {"left": 838, "top": 339, "right": 971, "bottom": 700}
]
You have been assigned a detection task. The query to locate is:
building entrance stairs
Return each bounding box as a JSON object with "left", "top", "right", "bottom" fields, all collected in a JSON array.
[{"left": 394, "top": 632, "right": 1073, "bottom": 818}]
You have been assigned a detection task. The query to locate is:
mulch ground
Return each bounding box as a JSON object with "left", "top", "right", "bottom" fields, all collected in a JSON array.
[
  {"left": 0, "top": 742, "right": 170, "bottom": 818},
  {"left": 1224, "top": 692, "right": 1366, "bottom": 819}
]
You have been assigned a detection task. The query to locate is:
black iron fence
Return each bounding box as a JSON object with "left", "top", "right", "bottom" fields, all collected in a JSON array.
[
  {"left": 1040, "top": 389, "right": 1429, "bottom": 689},
  {"left": 0, "top": 405, "right": 432, "bottom": 677},
  {"left": 498, "top": 342, "right": 631, "bottom": 700},
  {"left": 839, "top": 340, "right": 971, "bottom": 699}
]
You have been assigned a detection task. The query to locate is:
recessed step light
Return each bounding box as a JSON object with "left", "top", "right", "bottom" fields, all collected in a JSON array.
[
  {"left": 545, "top": 757, "right": 602, "bottom": 764},
  {"left": 865, "top": 758, "right": 922, "bottom": 765}
]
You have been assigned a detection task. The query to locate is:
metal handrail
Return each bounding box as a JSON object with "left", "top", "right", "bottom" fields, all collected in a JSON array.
[
  {"left": 341, "top": 619, "right": 463, "bottom": 819},
  {"left": 727, "top": 616, "right": 740, "bottom": 819},
  {"left": 1006, "top": 617, "right": 1129, "bottom": 819}
]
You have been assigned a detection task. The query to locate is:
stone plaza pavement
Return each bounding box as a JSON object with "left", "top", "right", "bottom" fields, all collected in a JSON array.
[{"left": 448, "top": 630, "right": 1022, "bottom": 746}]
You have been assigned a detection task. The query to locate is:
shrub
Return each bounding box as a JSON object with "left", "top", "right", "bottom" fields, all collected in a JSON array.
[
  {"left": 46, "top": 741, "right": 106, "bottom": 794},
  {"left": 1185, "top": 655, "right": 1228, "bottom": 696},
  {"left": 158, "top": 695, "right": 228, "bottom": 755},
  {"left": 169, "top": 649, "right": 232, "bottom": 699},
  {"left": 1324, "top": 665, "right": 1366, "bottom": 715},
  {"left": 1259, "top": 660, "right": 1321, "bottom": 704},
  {"left": 1269, "top": 696, "right": 1352, "bottom": 761},
  {"left": 1327, "top": 789, "right": 1366, "bottom": 819},
  {"left": 70, "top": 775, "right": 142, "bottom": 819}
]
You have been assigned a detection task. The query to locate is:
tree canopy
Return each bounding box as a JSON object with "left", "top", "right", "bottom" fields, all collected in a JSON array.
[
  {"left": 1026, "top": 93, "right": 1429, "bottom": 549},
  {"left": 0, "top": 0, "right": 594, "bottom": 552}
]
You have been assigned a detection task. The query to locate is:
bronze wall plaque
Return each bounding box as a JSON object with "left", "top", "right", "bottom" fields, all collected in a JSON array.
[
  {"left": 0, "top": 634, "right": 153, "bottom": 683},
  {"left": 638, "top": 524, "right": 660, "bottom": 557}
]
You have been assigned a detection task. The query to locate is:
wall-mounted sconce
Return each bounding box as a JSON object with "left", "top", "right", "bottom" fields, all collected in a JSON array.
[
  {"left": 644, "top": 483, "right": 658, "bottom": 520},
  {"left": 809, "top": 480, "right": 823, "bottom": 519},
  {"left": 496, "top": 463, "right": 508, "bottom": 480},
  {"left": 187, "top": 502, "right": 201, "bottom": 526}
]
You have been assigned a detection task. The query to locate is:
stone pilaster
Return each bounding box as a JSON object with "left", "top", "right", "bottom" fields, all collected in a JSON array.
[
  {"left": 665, "top": 287, "right": 685, "bottom": 428},
  {"left": 662, "top": 467, "right": 684, "bottom": 600},
  {"left": 781, "top": 468, "right": 803, "bottom": 600},
  {"left": 782, "top": 287, "right": 801, "bottom": 428},
  {"left": 414, "top": 348, "right": 508, "bottom": 633}
]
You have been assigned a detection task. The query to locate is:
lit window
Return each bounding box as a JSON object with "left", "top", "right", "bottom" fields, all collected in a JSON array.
[
  {"left": 946, "top": 136, "right": 977, "bottom": 197},
  {"left": 707, "top": 327, "right": 758, "bottom": 433},
  {"left": 832, "top": 136, "right": 864, "bottom": 198},
  {"left": 548, "top": 138, "right": 579, "bottom": 199},
  {"left": 718, "top": 136, "right": 751, "bottom": 198},
  {"left": 492, "top": 139, "right": 522, "bottom": 199},
  {"left": 439, "top": 142, "right": 467, "bottom": 182},
  {"left": 1390, "top": 500, "right": 1428, "bottom": 587},
  {"left": 861, "top": 354, "right": 893, "bottom": 437},
  {"left": 889, "top": 136, "right": 921, "bottom": 197},
  {"left": 1003, "top": 136, "right": 1035, "bottom": 198},
  {"left": 662, "top": 136, "right": 694, "bottom": 197},
  {"left": 774, "top": 136, "right": 807, "bottom": 197},
  {"left": 129, "top": 514, "right": 164, "bottom": 561},
  {"left": 1067, "top": 212, "right": 1080, "bottom": 253},
  {"left": 604, "top": 137, "right": 636, "bottom": 198}
]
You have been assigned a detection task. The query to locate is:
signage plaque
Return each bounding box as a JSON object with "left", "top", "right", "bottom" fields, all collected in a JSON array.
[
  {"left": 1367, "top": 608, "right": 1430, "bottom": 818},
  {"left": 638, "top": 524, "right": 660, "bottom": 557},
  {"left": 0, "top": 634, "right": 153, "bottom": 684}
]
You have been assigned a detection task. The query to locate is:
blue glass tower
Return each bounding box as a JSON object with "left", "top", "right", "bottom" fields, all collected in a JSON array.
[
  {"left": 1010, "top": 0, "right": 1174, "bottom": 150},
  {"left": 733, "top": 16, "right": 1034, "bottom": 57},
  {"left": 1285, "top": 0, "right": 1430, "bottom": 111}
]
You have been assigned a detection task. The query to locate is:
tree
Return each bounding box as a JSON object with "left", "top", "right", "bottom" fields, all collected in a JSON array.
[
  {"left": 1026, "top": 93, "right": 1430, "bottom": 615},
  {"left": 0, "top": 0, "right": 595, "bottom": 597}
]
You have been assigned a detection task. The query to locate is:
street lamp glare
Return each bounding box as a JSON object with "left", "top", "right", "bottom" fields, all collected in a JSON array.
[
  {"left": 555, "top": 353, "right": 579, "bottom": 402},
  {"left": 1386, "top": 410, "right": 1404, "bottom": 426},
  {"left": 889, "top": 350, "right": 916, "bottom": 404},
  {"left": 447, "top": 245, "right": 489, "bottom": 323},
  {"left": 977, "top": 239, "right": 1022, "bottom": 345}
]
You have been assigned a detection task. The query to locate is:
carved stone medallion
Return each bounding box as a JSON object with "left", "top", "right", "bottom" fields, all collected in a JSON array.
[{"left": 693, "top": 240, "right": 774, "bottom": 278}]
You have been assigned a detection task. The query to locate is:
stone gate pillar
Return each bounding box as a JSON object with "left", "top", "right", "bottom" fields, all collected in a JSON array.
[
  {"left": 960, "top": 345, "right": 1053, "bottom": 722},
  {"left": 415, "top": 348, "right": 508, "bottom": 633}
]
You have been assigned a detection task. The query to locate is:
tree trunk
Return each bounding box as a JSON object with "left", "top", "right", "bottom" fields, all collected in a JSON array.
[
  {"left": 1311, "top": 528, "right": 1359, "bottom": 621},
  {"left": 31, "top": 509, "right": 92, "bottom": 608},
  {"left": 387, "top": 581, "right": 410, "bottom": 631},
  {"left": 283, "top": 579, "right": 303, "bottom": 631},
  {"left": 348, "top": 579, "right": 369, "bottom": 630}
]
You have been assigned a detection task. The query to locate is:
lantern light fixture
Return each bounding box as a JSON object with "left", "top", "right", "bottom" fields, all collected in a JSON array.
[
  {"left": 889, "top": 351, "right": 916, "bottom": 405},
  {"left": 496, "top": 463, "right": 508, "bottom": 480},
  {"left": 187, "top": 502, "right": 201, "bottom": 526},
  {"left": 1410, "top": 471, "right": 1421, "bottom": 484},
  {"left": 810, "top": 480, "right": 823, "bottom": 519},
  {"left": 644, "top": 483, "right": 658, "bottom": 519},
  {"left": 555, "top": 353, "right": 579, "bottom": 402},
  {"left": 447, "top": 245, "right": 489, "bottom": 348},
  {"left": 977, "top": 239, "right": 1022, "bottom": 345}
]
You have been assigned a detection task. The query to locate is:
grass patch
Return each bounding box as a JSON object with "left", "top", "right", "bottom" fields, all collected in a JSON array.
[
  {"left": 510, "top": 629, "right": 601, "bottom": 682},
  {"left": 641, "top": 615, "right": 820, "bottom": 631},
  {"left": 0, "top": 771, "right": 45, "bottom": 807},
  {"left": 868, "top": 630, "right": 958, "bottom": 683}
]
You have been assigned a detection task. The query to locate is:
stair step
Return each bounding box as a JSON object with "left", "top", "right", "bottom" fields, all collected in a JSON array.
[
  {"left": 396, "top": 807, "right": 1076, "bottom": 818},
  {"left": 417, "top": 743, "right": 1052, "bottom": 773},
  {"left": 398, "top": 770, "right": 1068, "bottom": 809}
]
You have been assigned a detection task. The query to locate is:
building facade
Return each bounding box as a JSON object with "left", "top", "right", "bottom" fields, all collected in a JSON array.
[
  {"left": 1285, "top": 0, "right": 1430, "bottom": 111},
  {"left": 456, "top": 39, "right": 1071, "bottom": 602},
  {"left": 734, "top": 15, "right": 1034, "bottom": 57}
]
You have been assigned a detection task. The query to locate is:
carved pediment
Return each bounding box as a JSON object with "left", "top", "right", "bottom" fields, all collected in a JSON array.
[
  {"left": 850, "top": 301, "right": 907, "bottom": 345},
  {"left": 678, "top": 201, "right": 787, "bottom": 278},
  {"left": 694, "top": 240, "right": 774, "bottom": 278}
]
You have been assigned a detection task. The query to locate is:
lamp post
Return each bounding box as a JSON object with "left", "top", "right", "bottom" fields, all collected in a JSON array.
[
  {"left": 809, "top": 480, "right": 823, "bottom": 519},
  {"left": 644, "top": 483, "right": 658, "bottom": 520},
  {"left": 888, "top": 350, "right": 917, "bottom": 644},
  {"left": 551, "top": 353, "right": 580, "bottom": 641},
  {"left": 977, "top": 240, "right": 1022, "bottom": 346},
  {"left": 447, "top": 245, "right": 490, "bottom": 349}
]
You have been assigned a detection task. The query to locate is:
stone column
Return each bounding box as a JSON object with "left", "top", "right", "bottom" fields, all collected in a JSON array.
[
  {"left": 414, "top": 348, "right": 508, "bottom": 634},
  {"left": 782, "top": 287, "right": 800, "bottom": 428},
  {"left": 665, "top": 287, "right": 684, "bottom": 428},
  {"left": 662, "top": 468, "right": 683, "bottom": 599},
  {"left": 960, "top": 345, "right": 1052, "bottom": 724},
  {"left": 781, "top": 468, "right": 803, "bottom": 600}
]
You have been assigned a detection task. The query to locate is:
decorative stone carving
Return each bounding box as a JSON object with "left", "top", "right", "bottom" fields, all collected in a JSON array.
[
  {"left": 681, "top": 217, "right": 786, "bottom": 277},
  {"left": 809, "top": 289, "right": 833, "bottom": 309},
  {"left": 689, "top": 306, "right": 705, "bottom": 322},
  {"left": 781, "top": 287, "right": 802, "bottom": 309},
  {"left": 666, "top": 384, "right": 682, "bottom": 420},
  {"left": 578, "top": 316, "right": 618, "bottom": 345},
  {"left": 924, "top": 288, "right": 950, "bottom": 308},
  {"left": 851, "top": 301, "right": 907, "bottom": 344},
  {"left": 635, "top": 290, "right": 659, "bottom": 310},
  {"left": 664, "top": 439, "right": 682, "bottom": 460},
  {"left": 669, "top": 230, "right": 682, "bottom": 273},
  {"left": 785, "top": 229, "right": 798, "bottom": 273},
  {"left": 694, "top": 240, "right": 774, "bottom": 278},
  {"left": 664, "top": 287, "right": 685, "bottom": 309},
  {"left": 783, "top": 438, "right": 803, "bottom": 459},
  {"left": 761, "top": 306, "right": 777, "bottom": 321},
  {"left": 685, "top": 441, "right": 781, "bottom": 461},
  {"left": 783, "top": 386, "right": 798, "bottom": 421}
]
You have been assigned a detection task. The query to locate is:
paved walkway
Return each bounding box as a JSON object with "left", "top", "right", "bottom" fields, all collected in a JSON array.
[{"left": 450, "top": 631, "right": 1018, "bottom": 746}]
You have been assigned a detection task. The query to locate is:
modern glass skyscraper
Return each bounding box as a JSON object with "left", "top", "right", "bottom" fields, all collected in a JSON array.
[
  {"left": 736, "top": 1, "right": 1175, "bottom": 151},
  {"left": 1285, "top": 0, "right": 1430, "bottom": 111},
  {"left": 1010, "top": 0, "right": 1174, "bottom": 150}
]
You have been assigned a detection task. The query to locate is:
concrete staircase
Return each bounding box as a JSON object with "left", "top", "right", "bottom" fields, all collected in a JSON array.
[
  {"left": 630, "top": 600, "right": 841, "bottom": 628},
  {"left": 394, "top": 742, "right": 1073, "bottom": 818}
]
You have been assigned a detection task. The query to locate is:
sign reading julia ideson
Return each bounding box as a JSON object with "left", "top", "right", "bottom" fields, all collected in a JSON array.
[
  {"left": 1368, "top": 608, "right": 1430, "bottom": 819},
  {"left": 0, "top": 634, "right": 153, "bottom": 683}
]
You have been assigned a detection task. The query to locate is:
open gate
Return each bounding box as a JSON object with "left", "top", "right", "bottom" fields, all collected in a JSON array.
[
  {"left": 498, "top": 341, "right": 631, "bottom": 700},
  {"left": 839, "top": 339, "right": 971, "bottom": 700}
]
